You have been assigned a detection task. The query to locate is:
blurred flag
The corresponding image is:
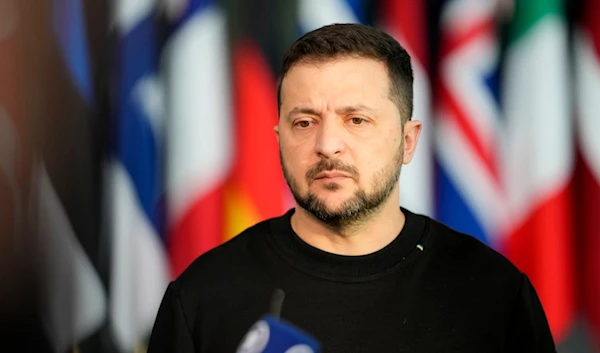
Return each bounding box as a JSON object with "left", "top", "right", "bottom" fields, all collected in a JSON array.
[
  {"left": 574, "top": 0, "right": 600, "bottom": 347},
  {"left": 0, "top": 3, "right": 40, "bottom": 349},
  {"left": 501, "top": 0, "right": 575, "bottom": 342},
  {"left": 34, "top": 163, "right": 106, "bottom": 353},
  {"left": 163, "top": 0, "right": 233, "bottom": 277},
  {"left": 434, "top": 0, "right": 505, "bottom": 245},
  {"left": 108, "top": 0, "right": 170, "bottom": 350},
  {"left": 380, "top": 0, "right": 433, "bottom": 217},
  {"left": 52, "top": 0, "right": 93, "bottom": 104},
  {"left": 0, "top": 0, "right": 30, "bottom": 257},
  {"left": 298, "top": 0, "right": 365, "bottom": 32},
  {"left": 223, "top": 41, "right": 286, "bottom": 240},
  {"left": 33, "top": 0, "right": 107, "bottom": 350}
]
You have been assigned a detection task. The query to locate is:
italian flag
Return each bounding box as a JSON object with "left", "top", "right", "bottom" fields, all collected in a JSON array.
[{"left": 501, "top": 0, "right": 575, "bottom": 342}]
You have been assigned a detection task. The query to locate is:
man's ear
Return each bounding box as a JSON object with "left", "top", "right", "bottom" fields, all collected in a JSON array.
[
  {"left": 402, "top": 120, "right": 422, "bottom": 165},
  {"left": 274, "top": 125, "right": 279, "bottom": 143}
]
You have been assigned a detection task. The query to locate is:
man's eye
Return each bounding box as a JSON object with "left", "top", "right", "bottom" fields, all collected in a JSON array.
[
  {"left": 350, "top": 117, "right": 366, "bottom": 125},
  {"left": 296, "top": 120, "right": 311, "bottom": 128}
]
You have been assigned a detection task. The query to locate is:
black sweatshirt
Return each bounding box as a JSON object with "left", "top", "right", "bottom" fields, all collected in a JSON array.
[{"left": 147, "top": 208, "right": 556, "bottom": 352}]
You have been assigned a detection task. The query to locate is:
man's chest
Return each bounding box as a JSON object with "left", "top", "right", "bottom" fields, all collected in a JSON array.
[
  {"left": 278, "top": 285, "right": 507, "bottom": 353},
  {"left": 199, "top": 281, "right": 509, "bottom": 353}
]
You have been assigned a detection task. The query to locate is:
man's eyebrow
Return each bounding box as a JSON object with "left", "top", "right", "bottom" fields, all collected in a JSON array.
[
  {"left": 287, "top": 107, "right": 322, "bottom": 120},
  {"left": 287, "top": 104, "right": 375, "bottom": 120},
  {"left": 335, "top": 104, "right": 375, "bottom": 114}
]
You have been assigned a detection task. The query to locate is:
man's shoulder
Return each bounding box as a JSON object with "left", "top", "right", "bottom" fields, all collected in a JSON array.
[
  {"left": 164, "top": 215, "right": 279, "bottom": 321},
  {"left": 155, "top": 214, "right": 285, "bottom": 340},
  {"left": 175, "top": 216, "right": 274, "bottom": 286},
  {"left": 420, "top": 214, "right": 523, "bottom": 283},
  {"left": 410, "top": 214, "right": 527, "bottom": 311}
]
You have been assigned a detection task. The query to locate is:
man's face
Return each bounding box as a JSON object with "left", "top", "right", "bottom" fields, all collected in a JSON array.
[{"left": 276, "top": 57, "right": 417, "bottom": 227}]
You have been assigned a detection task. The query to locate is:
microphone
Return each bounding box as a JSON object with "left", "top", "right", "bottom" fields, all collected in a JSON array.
[{"left": 236, "top": 289, "right": 321, "bottom": 353}]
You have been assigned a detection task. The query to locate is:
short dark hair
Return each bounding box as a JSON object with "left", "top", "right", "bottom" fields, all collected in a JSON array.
[{"left": 277, "top": 23, "right": 414, "bottom": 123}]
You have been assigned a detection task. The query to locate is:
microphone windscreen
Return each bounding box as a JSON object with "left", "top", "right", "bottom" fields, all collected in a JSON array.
[{"left": 236, "top": 315, "right": 321, "bottom": 353}]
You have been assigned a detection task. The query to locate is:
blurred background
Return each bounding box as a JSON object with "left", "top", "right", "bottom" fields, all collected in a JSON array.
[{"left": 0, "top": 0, "right": 599, "bottom": 352}]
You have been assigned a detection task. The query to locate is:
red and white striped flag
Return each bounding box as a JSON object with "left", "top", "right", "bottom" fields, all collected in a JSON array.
[
  {"left": 380, "top": 0, "right": 433, "bottom": 218},
  {"left": 163, "top": 0, "right": 233, "bottom": 277},
  {"left": 574, "top": 0, "right": 600, "bottom": 348}
]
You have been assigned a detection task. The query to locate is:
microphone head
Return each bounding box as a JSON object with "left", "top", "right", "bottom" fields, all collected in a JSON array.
[{"left": 236, "top": 315, "right": 321, "bottom": 353}]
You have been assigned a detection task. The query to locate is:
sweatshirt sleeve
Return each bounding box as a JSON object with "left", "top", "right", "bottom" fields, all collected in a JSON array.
[
  {"left": 147, "top": 282, "right": 196, "bottom": 353},
  {"left": 505, "top": 274, "right": 556, "bottom": 353}
]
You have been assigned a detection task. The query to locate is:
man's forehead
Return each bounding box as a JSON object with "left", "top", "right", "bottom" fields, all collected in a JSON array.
[
  {"left": 280, "top": 59, "right": 390, "bottom": 105},
  {"left": 285, "top": 56, "right": 387, "bottom": 75}
]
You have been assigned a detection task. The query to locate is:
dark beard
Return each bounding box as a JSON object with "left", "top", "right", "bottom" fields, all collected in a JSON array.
[{"left": 281, "top": 145, "right": 403, "bottom": 232}]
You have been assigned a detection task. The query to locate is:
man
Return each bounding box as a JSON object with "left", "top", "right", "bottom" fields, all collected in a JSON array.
[{"left": 148, "top": 23, "right": 555, "bottom": 352}]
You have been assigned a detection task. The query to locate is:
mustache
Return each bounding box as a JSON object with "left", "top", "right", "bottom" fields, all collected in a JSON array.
[{"left": 305, "top": 159, "right": 359, "bottom": 183}]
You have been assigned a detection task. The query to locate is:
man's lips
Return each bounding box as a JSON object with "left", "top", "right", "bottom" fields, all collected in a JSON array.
[{"left": 314, "top": 171, "right": 351, "bottom": 180}]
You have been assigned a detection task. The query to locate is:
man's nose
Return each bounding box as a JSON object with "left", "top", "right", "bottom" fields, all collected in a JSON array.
[{"left": 314, "top": 117, "right": 345, "bottom": 159}]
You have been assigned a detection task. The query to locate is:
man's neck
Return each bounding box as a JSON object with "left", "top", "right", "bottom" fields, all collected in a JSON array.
[{"left": 290, "top": 197, "right": 406, "bottom": 256}]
